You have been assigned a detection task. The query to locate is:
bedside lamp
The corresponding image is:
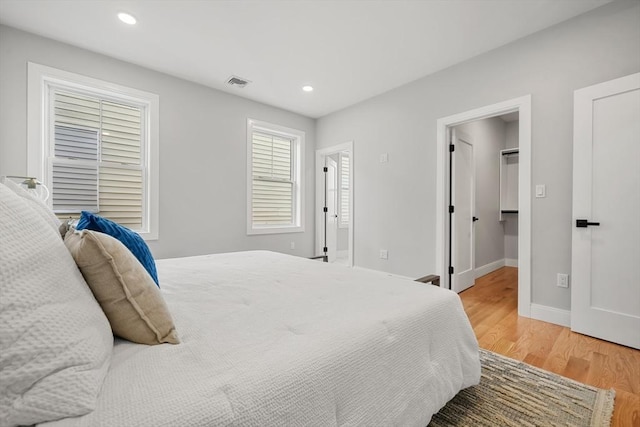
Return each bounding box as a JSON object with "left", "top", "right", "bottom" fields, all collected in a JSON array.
[{"left": 1, "top": 176, "right": 50, "bottom": 201}]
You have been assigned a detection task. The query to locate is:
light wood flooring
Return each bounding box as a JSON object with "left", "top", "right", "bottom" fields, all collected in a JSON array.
[{"left": 459, "top": 267, "right": 640, "bottom": 427}]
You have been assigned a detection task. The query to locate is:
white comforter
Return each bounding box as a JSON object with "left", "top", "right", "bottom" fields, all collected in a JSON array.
[{"left": 44, "top": 251, "right": 480, "bottom": 426}]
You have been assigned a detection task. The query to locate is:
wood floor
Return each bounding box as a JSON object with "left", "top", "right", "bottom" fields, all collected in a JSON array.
[{"left": 459, "top": 267, "right": 640, "bottom": 427}]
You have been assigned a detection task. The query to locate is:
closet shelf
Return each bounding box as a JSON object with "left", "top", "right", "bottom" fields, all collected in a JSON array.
[{"left": 499, "top": 148, "right": 519, "bottom": 221}]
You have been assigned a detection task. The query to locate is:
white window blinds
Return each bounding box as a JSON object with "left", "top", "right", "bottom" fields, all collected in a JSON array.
[
  {"left": 339, "top": 153, "right": 350, "bottom": 227},
  {"left": 251, "top": 131, "right": 294, "bottom": 226},
  {"left": 51, "top": 89, "right": 144, "bottom": 229}
]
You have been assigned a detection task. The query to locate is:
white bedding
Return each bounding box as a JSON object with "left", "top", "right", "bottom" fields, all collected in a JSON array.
[{"left": 43, "top": 251, "right": 480, "bottom": 426}]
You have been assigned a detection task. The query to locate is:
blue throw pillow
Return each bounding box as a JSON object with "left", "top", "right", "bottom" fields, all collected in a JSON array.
[{"left": 76, "top": 211, "right": 159, "bottom": 287}]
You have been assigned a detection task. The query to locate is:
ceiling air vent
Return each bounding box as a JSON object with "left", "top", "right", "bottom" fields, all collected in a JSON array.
[{"left": 226, "top": 76, "right": 251, "bottom": 88}]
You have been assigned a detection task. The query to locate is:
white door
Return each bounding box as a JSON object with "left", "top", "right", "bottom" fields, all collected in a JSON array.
[
  {"left": 326, "top": 158, "right": 338, "bottom": 263},
  {"left": 451, "top": 130, "right": 476, "bottom": 293},
  {"left": 571, "top": 73, "right": 640, "bottom": 349}
]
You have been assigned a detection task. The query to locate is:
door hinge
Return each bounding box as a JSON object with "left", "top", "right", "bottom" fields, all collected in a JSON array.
[
  {"left": 323, "top": 247, "right": 328, "bottom": 253},
  {"left": 323, "top": 167, "right": 328, "bottom": 172},
  {"left": 449, "top": 205, "right": 454, "bottom": 213},
  {"left": 449, "top": 144, "right": 455, "bottom": 152},
  {"left": 449, "top": 266, "right": 454, "bottom": 275},
  {"left": 323, "top": 207, "right": 328, "bottom": 213}
]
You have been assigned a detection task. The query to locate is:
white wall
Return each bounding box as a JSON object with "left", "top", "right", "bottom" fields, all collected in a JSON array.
[
  {"left": 454, "top": 118, "right": 505, "bottom": 270},
  {"left": 0, "top": 25, "right": 316, "bottom": 260},
  {"left": 504, "top": 121, "right": 519, "bottom": 262},
  {"left": 316, "top": 1, "right": 640, "bottom": 310}
]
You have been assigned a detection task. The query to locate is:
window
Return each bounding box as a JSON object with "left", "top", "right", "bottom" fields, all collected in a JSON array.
[
  {"left": 247, "top": 119, "right": 304, "bottom": 234},
  {"left": 339, "top": 152, "right": 350, "bottom": 228},
  {"left": 27, "top": 63, "right": 159, "bottom": 239}
]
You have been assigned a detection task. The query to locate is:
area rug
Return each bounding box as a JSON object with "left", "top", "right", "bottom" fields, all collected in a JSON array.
[{"left": 429, "top": 349, "right": 615, "bottom": 427}]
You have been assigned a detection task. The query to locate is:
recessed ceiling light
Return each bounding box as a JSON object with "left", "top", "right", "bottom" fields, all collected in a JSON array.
[
  {"left": 118, "top": 12, "right": 137, "bottom": 25},
  {"left": 302, "top": 85, "right": 314, "bottom": 92}
]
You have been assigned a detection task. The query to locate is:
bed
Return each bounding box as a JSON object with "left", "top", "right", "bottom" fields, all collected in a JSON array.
[{"left": 0, "top": 182, "right": 480, "bottom": 426}]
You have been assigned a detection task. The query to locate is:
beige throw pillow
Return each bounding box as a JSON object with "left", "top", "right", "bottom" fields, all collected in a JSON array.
[{"left": 65, "top": 229, "right": 179, "bottom": 345}]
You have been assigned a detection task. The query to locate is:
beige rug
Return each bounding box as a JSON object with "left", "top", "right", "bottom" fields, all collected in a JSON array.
[{"left": 429, "top": 349, "right": 615, "bottom": 427}]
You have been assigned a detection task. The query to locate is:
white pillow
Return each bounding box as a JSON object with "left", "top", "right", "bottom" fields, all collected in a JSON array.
[
  {"left": 2, "top": 178, "right": 60, "bottom": 233},
  {"left": 0, "top": 183, "right": 113, "bottom": 426}
]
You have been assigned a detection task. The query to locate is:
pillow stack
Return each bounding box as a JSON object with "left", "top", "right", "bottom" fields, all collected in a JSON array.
[
  {"left": 0, "top": 183, "right": 179, "bottom": 426},
  {"left": 66, "top": 211, "right": 179, "bottom": 345}
]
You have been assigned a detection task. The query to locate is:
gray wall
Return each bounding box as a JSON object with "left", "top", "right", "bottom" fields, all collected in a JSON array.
[
  {"left": 455, "top": 117, "right": 506, "bottom": 270},
  {"left": 0, "top": 25, "right": 316, "bottom": 260},
  {"left": 504, "top": 121, "right": 519, "bottom": 262},
  {"left": 316, "top": 1, "right": 640, "bottom": 310}
]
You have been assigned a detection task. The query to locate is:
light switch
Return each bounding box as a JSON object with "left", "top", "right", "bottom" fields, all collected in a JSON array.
[
  {"left": 536, "top": 184, "right": 546, "bottom": 198},
  {"left": 380, "top": 153, "right": 389, "bottom": 163}
]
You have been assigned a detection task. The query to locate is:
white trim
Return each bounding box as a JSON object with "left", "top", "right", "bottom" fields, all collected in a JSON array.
[
  {"left": 436, "top": 95, "right": 532, "bottom": 318},
  {"left": 505, "top": 258, "right": 518, "bottom": 267},
  {"left": 315, "top": 141, "right": 354, "bottom": 267},
  {"left": 474, "top": 259, "right": 505, "bottom": 279},
  {"left": 246, "top": 118, "right": 305, "bottom": 235},
  {"left": 27, "top": 62, "right": 159, "bottom": 240},
  {"left": 530, "top": 303, "right": 571, "bottom": 328}
]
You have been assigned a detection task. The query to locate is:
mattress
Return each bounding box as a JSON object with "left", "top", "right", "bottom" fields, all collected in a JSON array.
[{"left": 43, "top": 251, "right": 480, "bottom": 426}]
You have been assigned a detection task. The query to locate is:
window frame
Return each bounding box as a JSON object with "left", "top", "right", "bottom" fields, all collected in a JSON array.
[
  {"left": 27, "top": 62, "right": 159, "bottom": 240},
  {"left": 246, "top": 118, "right": 305, "bottom": 235}
]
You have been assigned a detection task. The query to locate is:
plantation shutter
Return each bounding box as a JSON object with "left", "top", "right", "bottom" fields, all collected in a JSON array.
[
  {"left": 340, "top": 153, "right": 350, "bottom": 226},
  {"left": 252, "top": 131, "right": 294, "bottom": 226},
  {"left": 51, "top": 90, "right": 144, "bottom": 229}
]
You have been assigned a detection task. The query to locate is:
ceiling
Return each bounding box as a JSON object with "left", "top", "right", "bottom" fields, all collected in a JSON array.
[{"left": 0, "top": 0, "right": 610, "bottom": 118}]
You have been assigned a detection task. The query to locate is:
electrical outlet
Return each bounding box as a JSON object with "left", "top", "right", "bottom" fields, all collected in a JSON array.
[
  {"left": 290, "top": 242, "right": 295, "bottom": 250},
  {"left": 380, "top": 153, "right": 389, "bottom": 163},
  {"left": 379, "top": 249, "right": 388, "bottom": 260},
  {"left": 557, "top": 273, "right": 569, "bottom": 288}
]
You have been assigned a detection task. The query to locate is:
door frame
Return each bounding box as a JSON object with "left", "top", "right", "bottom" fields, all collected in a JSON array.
[
  {"left": 435, "top": 95, "right": 532, "bottom": 318},
  {"left": 315, "top": 141, "right": 354, "bottom": 266}
]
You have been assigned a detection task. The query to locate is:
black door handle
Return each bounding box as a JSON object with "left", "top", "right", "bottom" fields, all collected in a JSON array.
[
  {"left": 473, "top": 217, "right": 479, "bottom": 222},
  {"left": 576, "top": 219, "right": 600, "bottom": 228}
]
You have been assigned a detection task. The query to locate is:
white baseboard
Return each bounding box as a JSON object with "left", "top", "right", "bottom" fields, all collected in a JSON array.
[
  {"left": 530, "top": 303, "right": 570, "bottom": 327},
  {"left": 505, "top": 258, "right": 518, "bottom": 267},
  {"left": 475, "top": 259, "right": 505, "bottom": 279}
]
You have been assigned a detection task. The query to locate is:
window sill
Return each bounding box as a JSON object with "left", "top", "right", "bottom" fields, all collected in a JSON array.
[
  {"left": 247, "top": 225, "right": 304, "bottom": 236},
  {"left": 139, "top": 231, "right": 159, "bottom": 241}
]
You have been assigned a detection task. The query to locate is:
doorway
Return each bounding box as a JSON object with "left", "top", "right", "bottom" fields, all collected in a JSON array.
[
  {"left": 316, "top": 142, "right": 354, "bottom": 266},
  {"left": 449, "top": 113, "right": 521, "bottom": 293},
  {"left": 436, "top": 95, "right": 532, "bottom": 318}
]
